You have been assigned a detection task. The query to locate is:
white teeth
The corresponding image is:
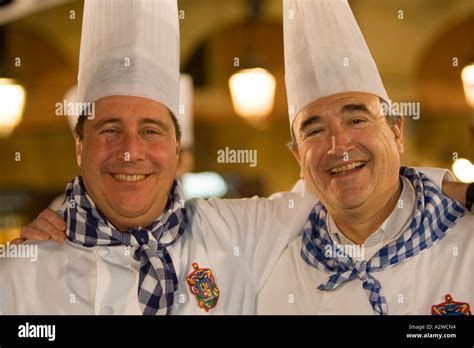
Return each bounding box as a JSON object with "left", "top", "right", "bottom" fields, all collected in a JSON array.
[
  {"left": 113, "top": 174, "right": 146, "bottom": 182},
  {"left": 330, "top": 161, "right": 366, "bottom": 175}
]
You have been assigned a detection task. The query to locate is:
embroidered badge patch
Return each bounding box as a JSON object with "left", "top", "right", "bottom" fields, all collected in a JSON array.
[
  {"left": 186, "top": 262, "right": 220, "bottom": 312},
  {"left": 431, "top": 294, "right": 471, "bottom": 315}
]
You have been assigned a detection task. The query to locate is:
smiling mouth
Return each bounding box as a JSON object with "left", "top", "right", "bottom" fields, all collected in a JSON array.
[
  {"left": 112, "top": 173, "right": 150, "bottom": 182},
  {"left": 329, "top": 161, "right": 368, "bottom": 177}
]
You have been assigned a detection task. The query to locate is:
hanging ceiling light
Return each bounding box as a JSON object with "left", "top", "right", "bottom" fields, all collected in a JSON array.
[
  {"left": 227, "top": 0, "right": 276, "bottom": 124},
  {"left": 0, "top": 24, "right": 26, "bottom": 137},
  {"left": 461, "top": 63, "right": 474, "bottom": 109},
  {"left": 0, "top": 78, "right": 25, "bottom": 137},
  {"left": 229, "top": 67, "right": 276, "bottom": 119}
]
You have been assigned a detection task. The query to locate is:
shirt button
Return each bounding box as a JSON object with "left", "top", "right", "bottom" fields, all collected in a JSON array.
[{"left": 101, "top": 306, "right": 115, "bottom": 315}]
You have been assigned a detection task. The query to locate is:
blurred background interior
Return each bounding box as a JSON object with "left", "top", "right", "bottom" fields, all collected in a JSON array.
[{"left": 0, "top": 0, "right": 473, "bottom": 243}]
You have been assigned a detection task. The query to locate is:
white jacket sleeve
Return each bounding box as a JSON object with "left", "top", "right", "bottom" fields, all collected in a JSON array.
[{"left": 414, "top": 167, "right": 456, "bottom": 188}]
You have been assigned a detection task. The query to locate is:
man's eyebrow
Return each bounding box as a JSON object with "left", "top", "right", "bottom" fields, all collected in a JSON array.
[
  {"left": 299, "top": 115, "right": 322, "bottom": 133},
  {"left": 93, "top": 118, "right": 122, "bottom": 129},
  {"left": 92, "top": 117, "right": 169, "bottom": 130},
  {"left": 140, "top": 118, "right": 169, "bottom": 129},
  {"left": 341, "top": 103, "right": 374, "bottom": 117}
]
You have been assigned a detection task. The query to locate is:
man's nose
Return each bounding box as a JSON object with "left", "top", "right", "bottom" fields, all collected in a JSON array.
[
  {"left": 116, "top": 133, "right": 145, "bottom": 162},
  {"left": 327, "top": 127, "right": 355, "bottom": 157}
]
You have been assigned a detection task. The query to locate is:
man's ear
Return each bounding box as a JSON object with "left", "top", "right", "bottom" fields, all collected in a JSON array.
[
  {"left": 75, "top": 136, "right": 82, "bottom": 167},
  {"left": 176, "top": 137, "right": 181, "bottom": 158},
  {"left": 392, "top": 117, "right": 405, "bottom": 154}
]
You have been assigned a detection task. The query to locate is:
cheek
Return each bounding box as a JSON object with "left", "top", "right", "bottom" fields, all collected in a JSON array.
[
  {"left": 363, "top": 133, "right": 401, "bottom": 183},
  {"left": 354, "top": 124, "right": 394, "bottom": 156},
  {"left": 148, "top": 141, "right": 178, "bottom": 169},
  {"left": 373, "top": 132, "right": 400, "bottom": 160},
  {"left": 81, "top": 139, "right": 115, "bottom": 172},
  {"left": 301, "top": 144, "right": 323, "bottom": 177}
]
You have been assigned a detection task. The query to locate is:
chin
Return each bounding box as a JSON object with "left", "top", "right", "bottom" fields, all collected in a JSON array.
[
  {"left": 335, "top": 200, "right": 366, "bottom": 211},
  {"left": 333, "top": 191, "right": 368, "bottom": 210},
  {"left": 111, "top": 200, "right": 151, "bottom": 218}
]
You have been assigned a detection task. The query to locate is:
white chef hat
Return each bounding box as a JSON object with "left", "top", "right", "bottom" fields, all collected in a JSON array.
[
  {"left": 283, "top": 0, "right": 389, "bottom": 127},
  {"left": 77, "top": 0, "right": 180, "bottom": 116},
  {"left": 178, "top": 74, "right": 194, "bottom": 149}
]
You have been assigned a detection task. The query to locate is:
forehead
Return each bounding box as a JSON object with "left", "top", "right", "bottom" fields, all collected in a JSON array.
[
  {"left": 93, "top": 95, "right": 170, "bottom": 120},
  {"left": 293, "top": 92, "right": 380, "bottom": 127}
]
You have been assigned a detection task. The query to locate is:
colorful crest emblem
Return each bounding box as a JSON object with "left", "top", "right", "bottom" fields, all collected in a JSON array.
[
  {"left": 186, "top": 263, "right": 219, "bottom": 312},
  {"left": 431, "top": 294, "right": 471, "bottom": 315}
]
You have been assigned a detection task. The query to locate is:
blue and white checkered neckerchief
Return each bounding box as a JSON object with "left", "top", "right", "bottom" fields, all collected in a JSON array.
[
  {"left": 57, "top": 176, "right": 187, "bottom": 315},
  {"left": 300, "top": 166, "right": 466, "bottom": 315}
]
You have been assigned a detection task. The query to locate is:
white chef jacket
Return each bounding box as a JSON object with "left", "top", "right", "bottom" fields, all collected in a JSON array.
[
  {"left": 0, "top": 190, "right": 315, "bottom": 315},
  {"left": 257, "top": 175, "right": 473, "bottom": 315},
  {"left": 0, "top": 168, "right": 454, "bottom": 315}
]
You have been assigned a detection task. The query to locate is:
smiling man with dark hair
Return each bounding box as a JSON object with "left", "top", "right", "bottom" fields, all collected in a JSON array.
[{"left": 0, "top": 0, "right": 311, "bottom": 315}]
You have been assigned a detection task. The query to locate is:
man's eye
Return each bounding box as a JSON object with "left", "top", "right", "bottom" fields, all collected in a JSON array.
[
  {"left": 350, "top": 118, "right": 366, "bottom": 125},
  {"left": 307, "top": 128, "right": 323, "bottom": 137},
  {"left": 142, "top": 129, "right": 160, "bottom": 135},
  {"left": 101, "top": 129, "right": 119, "bottom": 134}
]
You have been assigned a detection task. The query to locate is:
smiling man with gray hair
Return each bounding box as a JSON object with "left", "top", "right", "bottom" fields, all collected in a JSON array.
[{"left": 257, "top": 0, "right": 473, "bottom": 315}]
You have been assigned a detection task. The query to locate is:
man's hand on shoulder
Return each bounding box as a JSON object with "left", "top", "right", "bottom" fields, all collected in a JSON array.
[{"left": 16, "top": 208, "right": 67, "bottom": 243}]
